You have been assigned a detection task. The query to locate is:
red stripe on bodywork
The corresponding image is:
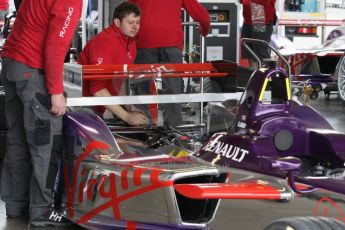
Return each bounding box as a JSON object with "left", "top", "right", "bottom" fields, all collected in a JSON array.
[
  {"left": 133, "top": 168, "right": 146, "bottom": 187},
  {"left": 150, "top": 169, "right": 162, "bottom": 184},
  {"left": 127, "top": 221, "right": 137, "bottom": 230},
  {"left": 174, "top": 183, "right": 282, "bottom": 200}
]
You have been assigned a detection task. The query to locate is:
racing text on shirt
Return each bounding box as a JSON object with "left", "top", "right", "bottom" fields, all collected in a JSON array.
[{"left": 59, "top": 7, "right": 74, "bottom": 38}]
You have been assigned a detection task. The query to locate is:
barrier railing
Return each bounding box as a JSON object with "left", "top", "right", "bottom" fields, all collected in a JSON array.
[{"left": 64, "top": 62, "right": 242, "bottom": 124}]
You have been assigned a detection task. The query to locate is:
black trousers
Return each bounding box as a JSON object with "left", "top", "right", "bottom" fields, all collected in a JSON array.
[{"left": 133, "top": 47, "right": 184, "bottom": 127}]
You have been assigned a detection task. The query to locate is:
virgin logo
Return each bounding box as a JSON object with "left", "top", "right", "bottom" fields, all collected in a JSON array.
[{"left": 64, "top": 140, "right": 173, "bottom": 225}]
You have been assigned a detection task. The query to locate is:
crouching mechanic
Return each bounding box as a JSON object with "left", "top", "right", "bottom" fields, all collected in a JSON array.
[
  {"left": 0, "top": 0, "right": 82, "bottom": 227},
  {"left": 78, "top": 2, "right": 147, "bottom": 126}
]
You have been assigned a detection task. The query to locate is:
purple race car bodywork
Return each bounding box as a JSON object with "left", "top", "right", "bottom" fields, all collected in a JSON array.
[{"left": 196, "top": 39, "right": 345, "bottom": 195}]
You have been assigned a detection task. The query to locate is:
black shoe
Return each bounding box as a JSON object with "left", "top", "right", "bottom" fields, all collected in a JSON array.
[{"left": 30, "top": 206, "right": 72, "bottom": 227}]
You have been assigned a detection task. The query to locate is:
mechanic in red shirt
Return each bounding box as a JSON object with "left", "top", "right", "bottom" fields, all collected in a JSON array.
[
  {"left": 1, "top": 0, "right": 82, "bottom": 226},
  {"left": 78, "top": 2, "right": 147, "bottom": 126},
  {"left": 240, "top": 0, "right": 277, "bottom": 68},
  {"left": 128, "top": 0, "right": 210, "bottom": 127}
]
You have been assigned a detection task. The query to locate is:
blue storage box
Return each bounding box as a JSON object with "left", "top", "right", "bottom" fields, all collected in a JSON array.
[{"left": 301, "top": 0, "right": 317, "bottom": 12}]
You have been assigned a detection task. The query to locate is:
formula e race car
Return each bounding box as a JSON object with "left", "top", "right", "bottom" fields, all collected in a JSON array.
[
  {"left": 59, "top": 39, "right": 345, "bottom": 230},
  {"left": 271, "top": 23, "right": 345, "bottom": 102},
  {"left": 62, "top": 111, "right": 297, "bottom": 230}
]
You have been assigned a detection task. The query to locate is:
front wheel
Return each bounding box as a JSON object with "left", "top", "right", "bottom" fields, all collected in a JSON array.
[{"left": 264, "top": 216, "right": 345, "bottom": 230}]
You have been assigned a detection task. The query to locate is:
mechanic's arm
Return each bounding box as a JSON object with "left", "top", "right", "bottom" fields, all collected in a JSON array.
[
  {"left": 93, "top": 88, "right": 148, "bottom": 126},
  {"left": 117, "top": 81, "right": 146, "bottom": 114},
  {"left": 118, "top": 81, "right": 127, "bottom": 96},
  {"left": 44, "top": 0, "right": 82, "bottom": 116},
  {"left": 183, "top": 0, "right": 210, "bottom": 36}
]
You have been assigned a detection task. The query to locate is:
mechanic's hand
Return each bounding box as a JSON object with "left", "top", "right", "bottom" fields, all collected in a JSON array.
[
  {"left": 197, "top": 23, "right": 208, "bottom": 37},
  {"left": 125, "top": 111, "right": 148, "bottom": 126},
  {"left": 129, "top": 105, "right": 145, "bottom": 114},
  {"left": 50, "top": 94, "right": 66, "bottom": 116}
]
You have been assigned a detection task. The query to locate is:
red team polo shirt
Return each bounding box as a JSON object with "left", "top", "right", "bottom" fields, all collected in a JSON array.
[
  {"left": 1, "top": 0, "right": 82, "bottom": 95},
  {"left": 77, "top": 23, "right": 137, "bottom": 114},
  {"left": 129, "top": 0, "right": 210, "bottom": 50}
]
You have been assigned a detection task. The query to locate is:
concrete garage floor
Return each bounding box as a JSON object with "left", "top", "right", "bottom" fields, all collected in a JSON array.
[{"left": 0, "top": 93, "right": 345, "bottom": 230}]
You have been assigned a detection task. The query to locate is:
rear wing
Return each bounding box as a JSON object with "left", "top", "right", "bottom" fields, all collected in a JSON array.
[
  {"left": 82, "top": 62, "right": 234, "bottom": 80},
  {"left": 63, "top": 61, "right": 241, "bottom": 107}
]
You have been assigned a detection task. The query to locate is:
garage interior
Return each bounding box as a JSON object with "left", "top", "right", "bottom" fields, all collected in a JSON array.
[{"left": 1, "top": 0, "right": 345, "bottom": 230}]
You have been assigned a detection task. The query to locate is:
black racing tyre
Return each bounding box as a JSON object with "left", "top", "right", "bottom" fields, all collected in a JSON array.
[{"left": 264, "top": 216, "right": 345, "bottom": 230}]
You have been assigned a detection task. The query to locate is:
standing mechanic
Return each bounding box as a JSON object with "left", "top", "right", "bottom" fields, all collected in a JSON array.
[
  {"left": 0, "top": 0, "right": 82, "bottom": 227},
  {"left": 128, "top": 0, "right": 210, "bottom": 127},
  {"left": 78, "top": 2, "right": 147, "bottom": 126},
  {"left": 240, "top": 0, "right": 276, "bottom": 69}
]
